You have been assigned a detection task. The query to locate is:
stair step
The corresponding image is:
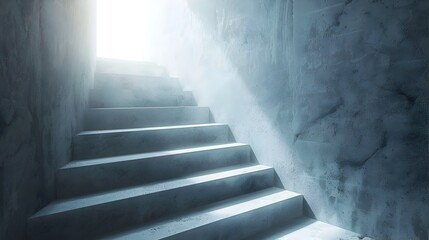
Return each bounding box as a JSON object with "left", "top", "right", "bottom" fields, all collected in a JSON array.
[
  {"left": 58, "top": 143, "right": 252, "bottom": 198},
  {"left": 84, "top": 106, "right": 210, "bottom": 130},
  {"left": 29, "top": 164, "right": 275, "bottom": 239},
  {"left": 248, "top": 217, "right": 373, "bottom": 240},
  {"left": 94, "top": 72, "right": 181, "bottom": 92},
  {"left": 96, "top": 58, "right": 168, "bottom": 77},
  {"left": 89, "top": 89, "right": 196, "bottom": 108},
  {"left": 73, "top": 123, "right": 233, "bottom": 160},
  {"left": 106, "top": 188, "right": 303, "bottom": 240}
]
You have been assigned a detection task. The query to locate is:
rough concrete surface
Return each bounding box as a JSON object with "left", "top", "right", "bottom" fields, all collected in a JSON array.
[{"left": 0, "top": 1, "right": 96, "bottom": 239}]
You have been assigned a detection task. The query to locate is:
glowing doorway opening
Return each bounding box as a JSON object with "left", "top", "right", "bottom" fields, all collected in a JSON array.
[{"left": 97, "top": 0, "right": 156, "bottom": 61}]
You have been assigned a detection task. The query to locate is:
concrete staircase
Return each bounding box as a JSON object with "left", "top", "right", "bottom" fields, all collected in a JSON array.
[{"left": 28, "top": 60, "right": 370, "bottom": 239}]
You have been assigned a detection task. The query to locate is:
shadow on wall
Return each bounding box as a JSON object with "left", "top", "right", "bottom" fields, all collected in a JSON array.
[{"left": 148, "top": 0, "right": 429, "bottom": 239}]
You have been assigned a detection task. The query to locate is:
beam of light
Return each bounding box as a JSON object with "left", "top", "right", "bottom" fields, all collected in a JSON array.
[{"left": 96, "top": 0, "right": 158, "bottom": 61}]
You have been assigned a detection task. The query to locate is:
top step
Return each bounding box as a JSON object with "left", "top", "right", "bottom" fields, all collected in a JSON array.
[{"left": 96, "top": 58, "right": 168, "bottom": 77}]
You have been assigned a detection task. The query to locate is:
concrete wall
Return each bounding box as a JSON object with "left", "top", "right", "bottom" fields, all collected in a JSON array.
[
  {"left": 150, "top": 0, "right": 429, "bottom": 239},
  {"left": 0, "top": 1, "right": 96, "bottom": 239},
  {"left": 291, "top": 1, "right": 429, "bottom": 239}
]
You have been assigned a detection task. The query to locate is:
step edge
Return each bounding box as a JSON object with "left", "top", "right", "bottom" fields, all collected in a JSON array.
[
  {"left": 95, "top": 72, "right": 179, "bottom": 81},
  {"left": 248, "top": 216, "right": 374, "bottom": 240},
  {"left": 63, "top": 143, "right": 249, "bottom": 169},
  {"left": 86, "top": 106, "right": 209, "bottom": 111},
  {"left": 106, "top": 189, "right": 303, "bottom": 239},
  {"left": 31, "top": 164, "right": 273, "bottom": 219},
  {"left": 77, "top": 123, "right": 228, "bottom": 136}
]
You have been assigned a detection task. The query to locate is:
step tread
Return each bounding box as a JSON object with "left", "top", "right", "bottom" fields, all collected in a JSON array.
[
  {"left": 78, "top": 123, "right": 227, "bottom": 136},
  {"left": 87, "top": 106, "right": 208, "bottom": 110},
  {"left": 247, "top": 217, "right": 373, "bottom": 240},
  {"left": 84, "top": 106, "right": 211, "bottom": 130},
  {"left": 88, "top": 89, "right": 196, "bottom": 108},
  {"left": 96, "top": 72, "right": 176, "bottom": 78},
  {"left": 32, "top": 164, "right": 271, "bottom": 219},
  {"left": 106, "top": 188, "right": 302, "bottom": 239},
  {"left": 63, "top": 143, "right": 248, "bottom": 169}
]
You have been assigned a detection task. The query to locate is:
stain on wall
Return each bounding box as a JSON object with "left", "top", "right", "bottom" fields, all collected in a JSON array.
[
  {"left": 0, "top": 0, "right": 96, "bottom": 239},
  {"left": 150, "top": 0, "right": 429, "bottom": 239}
]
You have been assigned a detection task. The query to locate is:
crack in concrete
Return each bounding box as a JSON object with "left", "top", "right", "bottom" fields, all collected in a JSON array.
[
  {"left": 378, "top": 84, "right": 417, "bottom": 109},
  {"left": 324, "top": 0, "right": 353, "bottom": 36},
  {"left": 294, "top": 98, "right": 343, "bottom": 142},
  {"left": 396, "top": 88, "right": 417, "bottom": 108},
  {"left": 339, "top": 131, "right": 388, "bottom": 168}
]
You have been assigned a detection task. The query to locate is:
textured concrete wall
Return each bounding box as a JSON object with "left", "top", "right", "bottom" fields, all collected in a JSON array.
[
  {"left": 0, "top": 1, "right": 96, "bottom": 239},
  {"left": 291, "top": 1, "right": 429, "bottom": 239},
  {"left": 151, "top": 0, "right": 429, "bottom": 239}
]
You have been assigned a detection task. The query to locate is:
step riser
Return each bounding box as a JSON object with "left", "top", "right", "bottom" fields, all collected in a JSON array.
[
  {"left": 58, "top": 145, "right": 251, "bottom": 198},
  {"left": 84, "top": 107, "right": 210, "bottom": 131},
  {"left": 89, "top": 89, "right": 196, "bottom": 108},
  {"left": 29, "top": 169, "right": 275, "bottom": 240},
  {"left": 73, "top": 125, "right": 232, "bottom": 160},
  {"left": 95, "top": 73, "right": 181, "bottom": 91},
  {"left": 166, "top": 195, "right": 303, "bottom": 240}
]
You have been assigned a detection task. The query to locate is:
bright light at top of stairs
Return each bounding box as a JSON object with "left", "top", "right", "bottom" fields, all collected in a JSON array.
[{"left": 97, "top": 0, "right": 157, "bottom": 61}]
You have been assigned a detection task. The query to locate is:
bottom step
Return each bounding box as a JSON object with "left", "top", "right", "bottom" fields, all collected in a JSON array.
[
  {"left": 249, "top": 217, "right": 374, "bottom": 240},
  {"left": 106, "top": 188, "right": 303, "bottom": 240}
]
